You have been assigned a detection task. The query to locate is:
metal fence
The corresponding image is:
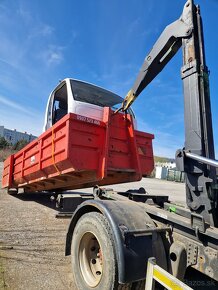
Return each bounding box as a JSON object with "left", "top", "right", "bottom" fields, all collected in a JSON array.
[{"left": 167, "top": 169, "right": 185, "bottom": 183}]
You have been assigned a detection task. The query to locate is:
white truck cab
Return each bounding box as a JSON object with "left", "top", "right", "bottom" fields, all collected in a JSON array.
[{"left": 43, "top": 78, "right": 136, "bottom": 131}]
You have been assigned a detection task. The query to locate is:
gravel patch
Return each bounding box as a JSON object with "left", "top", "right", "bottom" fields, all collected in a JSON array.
[
  {"left": 0, "top": 162, "right": 76, "bottom": 290},
  {"left": 0, "top": 161, "right": 186, "bottom": 289}
]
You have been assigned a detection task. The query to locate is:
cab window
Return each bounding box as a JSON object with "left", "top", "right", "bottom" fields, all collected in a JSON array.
[
  {"left": 70, "top": 80, "right": 123, "bottom": 107},
  {"left": 52, "top": 83, "right": 68, "bottom": 124}
]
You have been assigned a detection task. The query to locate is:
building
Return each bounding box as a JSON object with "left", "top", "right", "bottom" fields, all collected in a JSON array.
[
  {"left": 154, "top": 161, "right": 185, "bottom": 182},
  {"left": 155, "top": 161, "right": 176, "bottom": 169},
  {"left": 0, "top": 125, "right": 37, "bottom": 145},
  {"left": 155, "top": 162, "right": 176, "bottom": 180}
]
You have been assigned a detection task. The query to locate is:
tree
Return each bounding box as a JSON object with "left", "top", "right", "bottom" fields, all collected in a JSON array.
[
  {"left": 13, "top": 139, "right": 29, "bottom": 151},
  {"left": 154, "top": 156, "right": 175, "bottom": 163},
  {"left": 0, "top": 137, "right": 10, "bottom": 149}
]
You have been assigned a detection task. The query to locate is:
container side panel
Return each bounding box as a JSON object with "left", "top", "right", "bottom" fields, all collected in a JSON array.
[
  {"left": 2, "top": 155, "right": 14, "bottom": 188},
  {"left": 135, "top": 130, "right": 154, "bottom": 176},
  {"left": 68, "top": 116, "right": 106, "bottom": 177},
  {"left": 107, "top": 112, "right": 138, "bottom": 172}
]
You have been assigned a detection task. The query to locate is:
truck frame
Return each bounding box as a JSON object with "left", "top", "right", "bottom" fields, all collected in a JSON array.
[{"left": 64, "top": 0, "right": 218, "bottom": 289}]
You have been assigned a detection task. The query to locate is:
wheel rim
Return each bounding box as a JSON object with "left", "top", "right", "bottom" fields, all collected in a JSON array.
[{"left": 78, "top": 231, "right": 103, "bottom": 287}]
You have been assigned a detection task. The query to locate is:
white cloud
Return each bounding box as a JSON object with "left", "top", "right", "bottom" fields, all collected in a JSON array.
[
  {"left": 28, "top": 24, "right": 54, "bottom": 39},
  {"left": 0, "top": 107, "right": 42, "bottom": 136},
  {"left": 0, "top": 94, "right": 43, "bottom": 136},
  {"left": 39, "top": 45, "right": 64, "bottom": 66},
  {"left": 40, "top": 24, "right": 54, "bottom": 36},
  {"left": 0, "top": 95, "right": 33, "bottom": 116},
  {"left": 16, "top": 5, "right": 32, "bottom": 24},
  {"left": 48, "top": 51, "right": 63, "bottom": 65},
  {"left": 0, "top": 2, "right": 61, "bottom": 69},
  {"left": 0, "top": 1, "right": 65, "bottom": 138}
]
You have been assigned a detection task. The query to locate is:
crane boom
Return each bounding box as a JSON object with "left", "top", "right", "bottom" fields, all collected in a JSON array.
[{"left": 120, "top": 0, "right": 193, "bottom": 110}]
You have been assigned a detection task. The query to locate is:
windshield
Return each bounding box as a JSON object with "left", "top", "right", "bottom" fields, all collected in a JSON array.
[{"left": 70, "top": 80, "right": 123, "bottom": 107}]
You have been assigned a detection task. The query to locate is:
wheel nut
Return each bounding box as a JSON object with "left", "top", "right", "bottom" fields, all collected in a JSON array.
[{"left": 96, "top": 271, "right": 101, "bottom": 275}]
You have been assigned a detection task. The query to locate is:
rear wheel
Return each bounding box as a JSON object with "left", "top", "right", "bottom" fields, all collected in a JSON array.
[{"left": 71, "top": 212, "right": 145, "bottom": 290}]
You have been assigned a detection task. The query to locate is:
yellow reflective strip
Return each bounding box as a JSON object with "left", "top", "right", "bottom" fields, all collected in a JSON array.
[{"left": 153, "top": 268, "right": 183, "bottom": 290}]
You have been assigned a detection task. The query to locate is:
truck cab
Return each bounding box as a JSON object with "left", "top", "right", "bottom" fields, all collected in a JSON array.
[{"left": 43, "top": 78, "right": 136, "bottom": 131}]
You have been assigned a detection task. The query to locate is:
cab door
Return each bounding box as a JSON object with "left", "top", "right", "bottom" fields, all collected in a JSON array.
[{"left": 43, "top": 81, "right": 68, "bottom": 131}]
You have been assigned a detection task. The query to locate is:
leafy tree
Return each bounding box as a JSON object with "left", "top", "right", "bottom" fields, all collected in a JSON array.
[
  {"left": 0, "top": 137, "right": 10, "bottom": 149},
  {"left": 154, "top": 156, "right": 175, "bottom": 163},
  {"left": 13, "top": 139, "right": 29, "bottom": 151}
]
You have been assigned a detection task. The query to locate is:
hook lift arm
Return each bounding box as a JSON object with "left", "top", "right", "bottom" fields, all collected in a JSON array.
[{"left": 119, "top": 0, "right": 218, "bottom": 227}]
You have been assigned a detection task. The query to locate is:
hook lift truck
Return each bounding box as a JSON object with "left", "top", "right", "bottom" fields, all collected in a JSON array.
[
  {"left": 2, "top": 0, "right": 218, "bottom": 289},
  {"left": 65, "top": 0, "right": 218, "bottom": 289}
]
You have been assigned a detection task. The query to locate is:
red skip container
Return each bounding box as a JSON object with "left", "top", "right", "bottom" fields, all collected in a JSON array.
[{"left": 2, "top": 108, "right": 154, "bottom": 193}]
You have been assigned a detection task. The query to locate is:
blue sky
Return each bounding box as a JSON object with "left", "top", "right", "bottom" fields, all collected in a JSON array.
[{"left": 0, "top": 0, "right": 217, "bottom": 158}]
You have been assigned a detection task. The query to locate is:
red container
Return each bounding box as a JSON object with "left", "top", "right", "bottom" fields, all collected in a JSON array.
[{"left": 2, "top": 108, "right": 154, "bottom": 192}]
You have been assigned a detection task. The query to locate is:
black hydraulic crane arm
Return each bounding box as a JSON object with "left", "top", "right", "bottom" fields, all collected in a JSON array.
[
  {"left": 119, "top": 0, "right": 218, "bottom": 227},
  {"left": 119, "top": 0, "right": 193, "bottom": 111}
]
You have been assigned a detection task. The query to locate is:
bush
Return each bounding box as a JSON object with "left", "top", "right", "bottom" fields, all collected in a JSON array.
[
  {"left": 0, "top": 139, "right": 29, "bottom": 162},
  {"left": 0, "top": 148, "right": 16, "bottom": 162},
  {"left": 12, "top": 139, "right": 29, "bottom": 151},
  {"left": 0, "top": 137, "right": 10, "bottom": 149}
]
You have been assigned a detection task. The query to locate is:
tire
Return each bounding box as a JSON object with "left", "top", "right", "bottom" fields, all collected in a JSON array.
[
  {"left": 71, "top": 212, "right": 145, "bottom": 290},
  {"left": 7, "top": 188, "right": 18, "bottom": 195}
]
